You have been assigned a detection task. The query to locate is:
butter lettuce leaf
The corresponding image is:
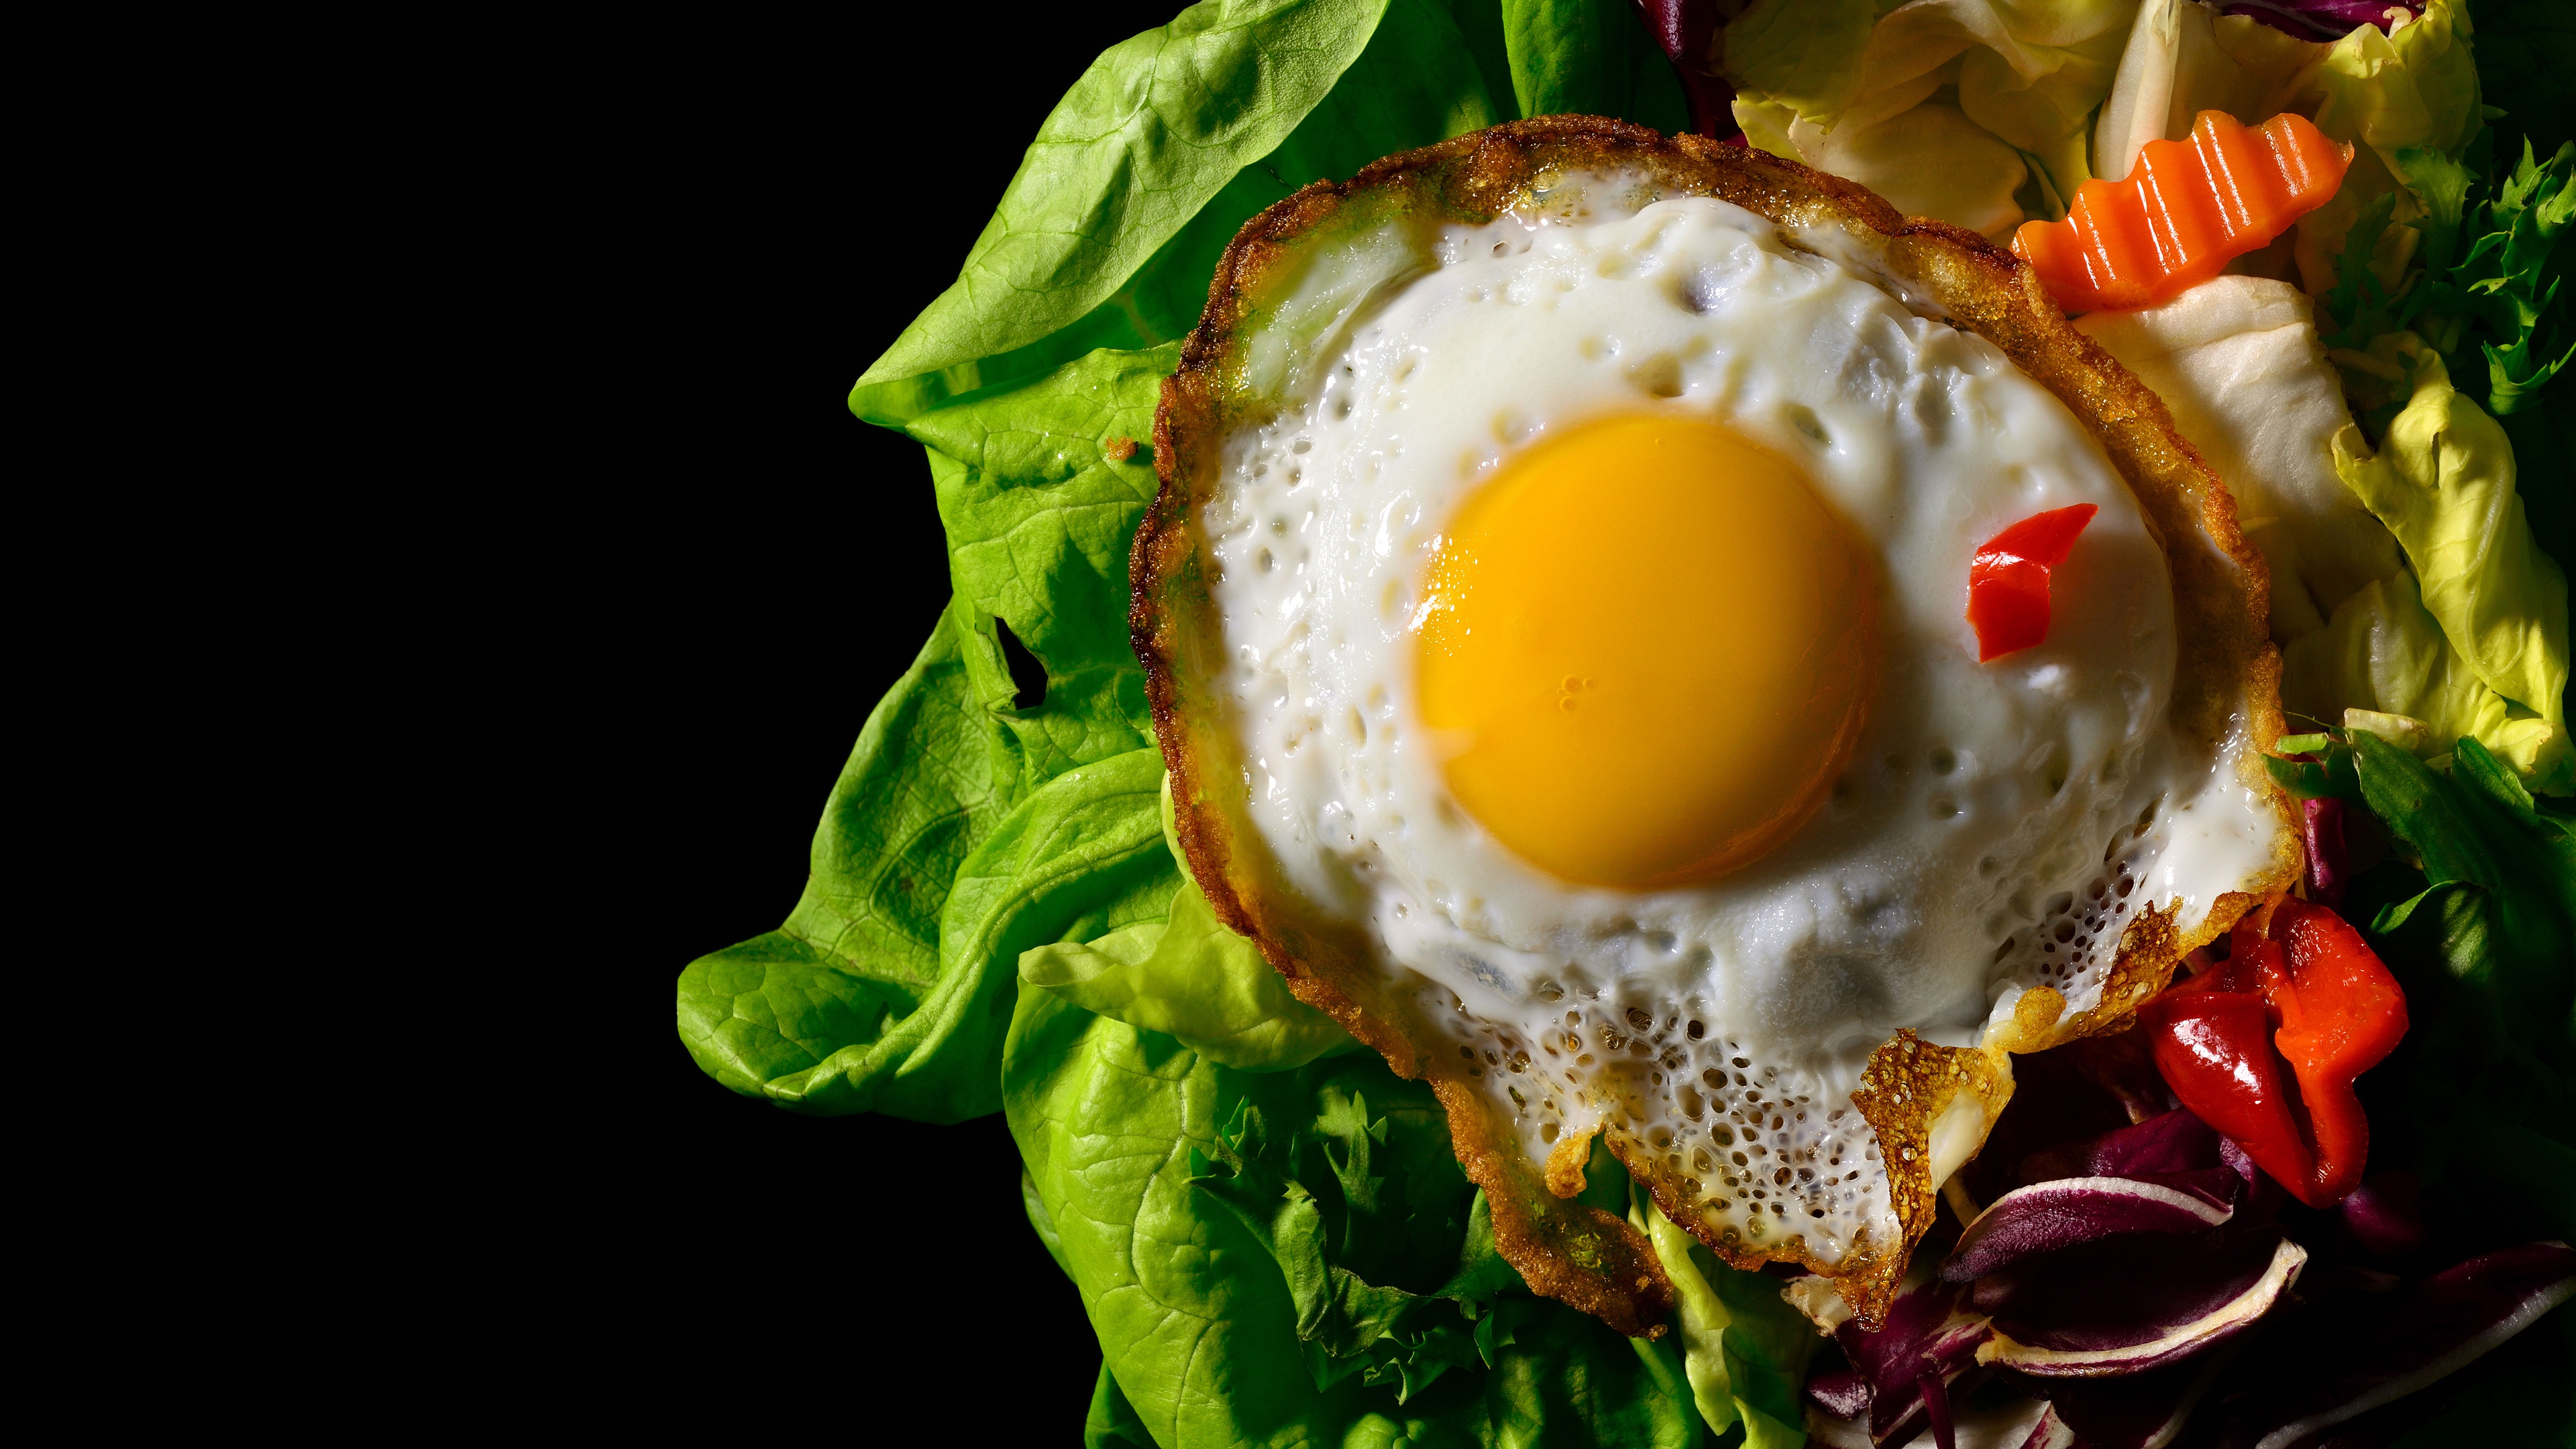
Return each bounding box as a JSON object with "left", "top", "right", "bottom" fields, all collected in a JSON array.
[
  {"left": 1022, "top": 770, "right": 1352, "bottom": 1069},
  {"left": 1633, "top": 1190, "right": 1817, "bottom": 1448},
  {"left": 1723, "top": 0, "right": 2138, "bottom": 226},
  {"left": 676, "top": 340, "right": 1177, "bottom": 1118},
  {"left": 1501, "top": 0, "right": 1689, "bottom": 130},
  {"left": 2281, "top": 566, "right": 2566, "bottom": 784},
  {"left": 850, "top": 0, "right": 1504, "bottom": 427},
  {"left": 2328, "top": 337, "right": 2571, "bottom": 783},
  {"left": 1021, "top": 876, "right": 1352, "bottom": 1070},
  {"left": 1006, "top": 985, "right": 1700, "bottom": 1448},
  {"left": 2292, "top": 0, "right": 2482, "bottom": 294}
]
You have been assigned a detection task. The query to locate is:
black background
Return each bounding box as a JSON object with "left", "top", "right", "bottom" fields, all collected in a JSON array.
[{"left": 564, "top": 5, "right": 1191, "bottom": 1436}]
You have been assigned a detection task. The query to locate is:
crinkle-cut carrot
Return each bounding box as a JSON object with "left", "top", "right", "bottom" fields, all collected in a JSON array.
[{"left": 2012, "top": 111, "right": 2353, "bottom": 313}]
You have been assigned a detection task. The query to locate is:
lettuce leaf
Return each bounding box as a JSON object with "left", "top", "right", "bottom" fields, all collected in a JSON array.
[
  {"left": 849, "top": 0, "right": 1505, "bottom": 427},
  {"left": 1087, "top": 1366, "right": 1157, "bottom": 1449},
  {"left": 2332, "top": 133, "right": 2573, "bottom": 417},
  {"left": 2328, "top": 337, "right": 2571, "bottom": 784},
  {"left": 675, "top": 339, "right": 1178, "bottom": 1118},
  {"left": 2348, "top": 731, "right": 2576, "bottom": 1239},
  {"left": 1500, "top": 0, "right": 1690, "bottom": 129},
  {"left": 1022, "top": 885, "right": 1352, "bottom": 1069},
  {"left": 1632, "top": 1190, "right": 1817, "bottom": 1447},
  {"left": 2306, "top": 0, "right": 2481, "bottom": 163},
  {"left": 2279, "top": 566, "right": 2566, "bottom": 782},
  {"left": 1022, "top": 775, "right": 1352, "bottom": 1069},
  {"left": 684, "top": 0, "right": 1529, "bottom": 1119},
  {"left": 2291, "top": 0, "right": 2482, "bottom": 295},
  {"left": 1723, "top": 0, "right": 2140, "bottom": 229},
  {"left": 1005, "top": 985, "right": 1701, "bottom": 1448}
]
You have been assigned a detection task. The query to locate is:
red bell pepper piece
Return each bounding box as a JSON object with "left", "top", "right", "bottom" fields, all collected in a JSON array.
[
  {"left": 1966, "top": 504, "right": 2098, "bottom": 661},
  {"left": 2137, "top": 900, "right": 2406, "bottom": 1209},
  {"left": 2263, "top": 899, "right": 2408, "bottom": 1201}
]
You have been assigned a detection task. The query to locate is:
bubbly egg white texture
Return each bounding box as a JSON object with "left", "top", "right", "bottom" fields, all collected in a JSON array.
[{"left": 1202, "top": 181, "right": 2283, "bottom": 1260}]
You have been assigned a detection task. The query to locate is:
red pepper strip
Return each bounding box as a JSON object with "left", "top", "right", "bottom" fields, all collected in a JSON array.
[
  {"left": 2261, "top": 899, "right": 2408, "bottom": 1203},
  {"left": 2144, "top": 938, "right": 2318, "bottom": 1197},
  {"left": 1966, "top": 504, "right": 2098, "bottom": 661},
  {"left": 2138, "top": 901, "right": 2406, "bottom": 1208}
]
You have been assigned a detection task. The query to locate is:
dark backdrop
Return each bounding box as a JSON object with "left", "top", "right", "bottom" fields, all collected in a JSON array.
[{"left": 561, "top": 6, "right": 1191, "bottom": 1436}]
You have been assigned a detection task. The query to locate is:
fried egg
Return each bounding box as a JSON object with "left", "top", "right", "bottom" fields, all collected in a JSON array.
[{"left": 1136, "top": 119, "right": 2299, "bottom": 1331}]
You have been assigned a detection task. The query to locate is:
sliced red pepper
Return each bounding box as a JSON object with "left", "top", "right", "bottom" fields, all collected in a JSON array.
[
  {"left": 2262, "top": 899, "right": 2408, "bottom": 1202},
  {"left": 1966, "top": 504, "right": 2098, "bottom": 661},
  {"left": 2137, "top": 900, "right": 2406, "bottom": 1209}
]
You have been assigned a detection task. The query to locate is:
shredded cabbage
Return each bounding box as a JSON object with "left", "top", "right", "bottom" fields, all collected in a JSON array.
[{"left": 2073, "top": 275, "right": 2402, "bottom": 639}]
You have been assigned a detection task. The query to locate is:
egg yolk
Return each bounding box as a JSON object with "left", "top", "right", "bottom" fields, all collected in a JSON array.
[{"left": 1414, "top": 413, "right": 1879, "bottom": 889}]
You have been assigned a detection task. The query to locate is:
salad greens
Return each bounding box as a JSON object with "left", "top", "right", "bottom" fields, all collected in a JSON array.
[
  {"left": 1019, "top": 775, "right": 1350, "bottom": 1070},
  {"left": 681, "top": 0, "right": 2574, "bottom": 1440},
  {"left": 1008, "top": 981, "right": 1710, "bottom": 1448}
]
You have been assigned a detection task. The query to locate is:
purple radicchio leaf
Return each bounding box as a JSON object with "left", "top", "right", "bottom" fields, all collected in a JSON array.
[
  {"left": 1952, "top": 1395, "right": 2076, "bottom": 1449},
  {"left": 1975, "top": 1228, "right": 2308, "bottom": 1376},
  {"left": 2219, "top": 0, "right": 2419, "bottom": 43},
  {"left": 2219, "top": 1241, "right": 2576, "bottom": 1449},
  {"left": 1943, "top": 1174, "right": 2239, "bottom": 1283},
  {"left": 1807, "top": 1393, "right": 2076, "bottom": 1449},
  {"left": 1628, "top": 0, "right": 1740, "bottom": 138},
  {"left": 1966, "top": 1037, "right": 2168, "bottom": 1207},
  {"left": 2302, "top": 796, "right": 2348, "bottom": 907},
  {"left": 2019, "top": 1107, "right": 2222, "bottom": 1185},
  {"left": 1917, "top": 1367, "right": 1957, "bottom": 1449},
  {"left": 2027, "top": 1349, "right": 2233, "bottom": 1449},
  {"left": 2330, "top": 1172, "right": 2427, "bottom": 1260},
  {"left": 1809, "top": 1364, "right": 1873, "bottom": 1420},
  {"left": 1819, "top": 1267, "right": 1996, "bottom": 1446}
]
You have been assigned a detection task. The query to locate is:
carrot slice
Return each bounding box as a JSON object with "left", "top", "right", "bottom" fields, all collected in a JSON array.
[{"left": 2012, "top": 111, "right": 2353, "bottom": 313}]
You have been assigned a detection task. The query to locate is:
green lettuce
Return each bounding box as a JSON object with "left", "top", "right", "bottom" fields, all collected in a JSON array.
[
  {"left": 682, "top": 0, "right": 1517, "bottom": 1120},
  {"left": 1631, "top": 1191, "right": 1817, "bottom": 1447},
  {"left": 849, "top": 0, "right": 1501, "bottom": 427},
  {"left": 2290, "top": 0, "right": 2482, "bottom": 297},
  {"left": 2279, "top": 566, "right": 2565, "bottom": 782},
  {"left": 1021, "top": 774, "right": 1352, "bottom": 1070},
  {"left": 2344, "top": 731, "right": 2576, "bottom": 1240},
  {"left": 674, "top": 343, "right": 1178, "bottom": 1119},
  {"left": 2327, "top": 336, "right": 2571, "bottom": 788},
  {"left": 2306, "top": 0, "right": 2481, "bottom": 169},
  {"left": 1501, "top": 0, "right": 1690, "bottom": 131},
  {"left": 846, "top": 0, "right": 1695, "bottom": 431},
  {"left": 1006, "top": 984, "right": 1702, "bottom": 1448},
  {"left": 1022, "top": 881, "right": 1354, "bottom": 1070},
  {"left": 2329, "top": 133, "right": 2574, "bottom": 417}
]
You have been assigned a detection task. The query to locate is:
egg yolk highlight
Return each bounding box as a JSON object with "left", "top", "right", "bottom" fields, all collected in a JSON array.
[{"left": 1414, "top": 413, "right": 1879, "bottom": 889}]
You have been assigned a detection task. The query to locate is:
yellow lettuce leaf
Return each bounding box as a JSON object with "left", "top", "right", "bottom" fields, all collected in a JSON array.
[
  {"left": 2282, "top": 569, "right": 2569, "bottom": 790},
  {"left": 1781, "top": 101, "right": 2029, "bottom": 237},
  {"left": 1723, "top": 0, "right": 2139, "bottom": 227},
  {"left": 2332, "top": 337, "right": 2569, "bottom": 728},
  {"left": 2293, "top": 0, "right": 2481, "bottom": 293}
]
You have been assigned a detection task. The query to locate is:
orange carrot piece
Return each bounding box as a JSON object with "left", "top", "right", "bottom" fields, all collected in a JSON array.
[{"left": 2012, "top": 111, "right": 2353, "bottom": 313}]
